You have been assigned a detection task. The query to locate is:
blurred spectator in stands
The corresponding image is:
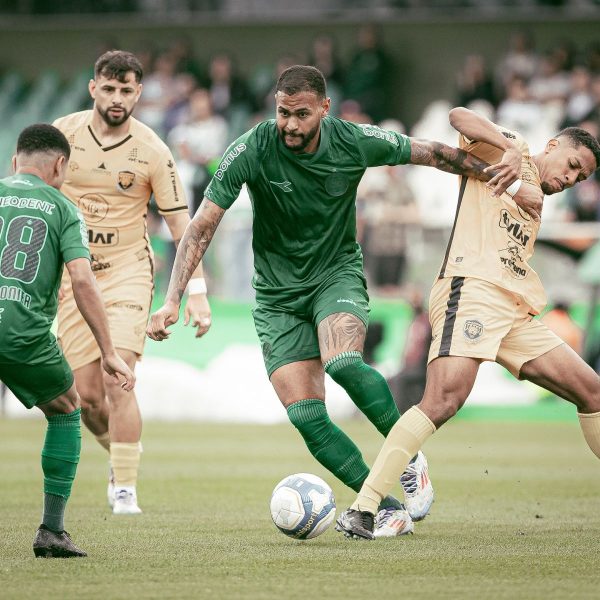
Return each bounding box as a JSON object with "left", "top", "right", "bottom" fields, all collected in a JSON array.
[
  {"left": 387, "top": 288, "right": 431, "bottom": 414},
  {"left": 541, "top": 301, "right": 584, "bottom": 355},
  {"left": 357, "top": 119, "right": 419, "bottom": 296},
  {"left": 495, "top": 30, "right": 539, "bottom": 93},
  {"left": 339, "top": 99, "right": 371, "bottom": 124},
  {"left": 168, "top": 88, "right": 229, "bottom": 213},
  {"left": 205, "top": 53, "right": 254, "bottom": 118},
  {"left": 528, "top": 51, "right": 571, "bottom": 104},
  {"left": 496, "top": 76, "right": 541, "bottom": 143},
  {"left": 308, "top": 34, "right": 344, "bottom": 115},
  {"left": 135, "top": 50, "right": 178, "bottom": 137},
  {"left": 168, "top": 38, "right": 205, "bottom": 84},
  {"left": 564, "top": 169, "right": 600, "bottom": 222},
  {"left": 253, "top": 53, "right": 302, "bottom": 117},
  {"left": 344, "top": 24, "right": 391, "bottom": 123},
  {"left": 456, "top": 54, "right": 496, "bottom": 107},
  {"left": 561, "top": 65, "right": 595, "bottom": 128},
  {"left": 163, "top": 72, "right": 198, "bottom": 134}
]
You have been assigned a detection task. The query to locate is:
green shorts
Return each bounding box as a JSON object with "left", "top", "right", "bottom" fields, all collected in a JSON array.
[
  {"left": 0, "top": 346, "right": 74, "bottom": 409},
  {"left": 253, "top": 267, "right": 370, "bottom": 377}
]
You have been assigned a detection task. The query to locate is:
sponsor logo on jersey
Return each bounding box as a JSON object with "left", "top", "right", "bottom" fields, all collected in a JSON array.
[
  {"left": 169, "top": 170, "right": 180, "bottom": 202},
  {"left": 0, "top": 286, "right": 31, "bottom": 308},
  {"left": 127, "top": 147, "right": 148, "bottom": 165},
  {"left": 78, "top": 194, "right": 108, "bottom": 223},
  {"left": 90, "top": 253, "right": 111, "bottom": 271},
  {"left": 117, "top": 170, "right": 136, "bottom": 190},
  {"left": 167, "top": 159, "right": 174, "bottom": 168},
  {"left": 12, "top": 178, "right": 33, "bottom": 186},
  {"left": 214, "top": 143, "right": 247, "bottom": 181},
  {"left": 499, "top": 243, "right": 528, "bottom": 279},
  {"left": 499, "top": 209, "right": 531, "bottom": 247},
  {"left": 114, "top": 302, "right": 143, "bottom": 311},
  {"left": 88, "top": 226, "right": 118, "bottom": 246},
  {"left": 98, "top": 163, "right": 107, "bottom": 169},
  {"left": 463, "top": 319, "right": 484, "bottom": 341},
  {"left": 0, "top": 196, "right": 54, "bottom": 215},
  {"left": 69, "top": 161, "right": 79, "bottom": 172},
  {"left": 501, "top": 131, "right": 517, "bottom": 139},
  {"left": 358, "top": 124, "right": 399, "bottom": 146},
  {"left": 269, "top": 180, "right": 292, "bottom": 192}
]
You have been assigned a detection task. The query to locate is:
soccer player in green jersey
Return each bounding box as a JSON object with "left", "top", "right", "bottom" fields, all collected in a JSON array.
[
  {"left": 148, "top": 66, "right": 539, "bottom": 537},
  {"left": 0, "top": 124, "right": 135, "bottom": 557}
]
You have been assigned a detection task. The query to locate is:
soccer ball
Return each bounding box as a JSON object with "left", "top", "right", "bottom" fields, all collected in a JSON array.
[{"left": 270, "top": 473, "right": 336, "bottom": 540}]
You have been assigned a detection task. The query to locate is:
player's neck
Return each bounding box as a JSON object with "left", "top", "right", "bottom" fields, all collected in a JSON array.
[{"left": 90, "top": 111, "right": 131, "bottom": 144}]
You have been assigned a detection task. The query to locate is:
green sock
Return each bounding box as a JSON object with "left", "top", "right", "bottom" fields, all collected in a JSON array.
[
  {"left": 287, "top": 399, "right": 370, "bottom": 492},
  {"left": 325, "top": 351, "right": 400, "bottom": 437},
  {"left": 41, "top": 408, "right": 81, "bottom": 532}
]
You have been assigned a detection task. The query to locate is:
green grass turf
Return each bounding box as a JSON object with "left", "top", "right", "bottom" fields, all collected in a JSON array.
[{"left": 1, "top": 418, "right": 599, "bottom": 599}]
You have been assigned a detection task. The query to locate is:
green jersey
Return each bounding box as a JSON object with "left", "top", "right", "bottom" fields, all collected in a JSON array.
[
  {"left": 205, "top": 116, "right": 411, "bottom": 301},
  {"left": 0, "top": 174, "right": 90, "bottom": 363}
]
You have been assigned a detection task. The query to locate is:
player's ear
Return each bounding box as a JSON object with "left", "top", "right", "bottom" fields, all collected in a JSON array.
[
  {"left": 322, "top": 97, "right": 331, "bottom": 117},
  {"left": 88, "top": 79, "right": 96, "bottom": 99},
  {"left": 545, "top": 138, "right": 559, "bottom": 154},
  {"left": 11, "top": 154, "right": 16, "bottom": 174}
]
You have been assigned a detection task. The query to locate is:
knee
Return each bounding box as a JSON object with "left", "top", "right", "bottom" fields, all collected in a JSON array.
[
  {"left": 578, "top": 376, "right": 600, "bottom": 413},
  {"left": 40, "top": 391, "right": 80, "bottom": 416},
  {"left": 419, "top": 391, "right": 464, "bottom": 428}
]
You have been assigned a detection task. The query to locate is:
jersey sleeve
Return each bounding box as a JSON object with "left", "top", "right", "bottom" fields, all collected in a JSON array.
[
  {"left": 350, "top": 123, "right": 412, "bottom": 167},
  {"left": 60, "top": 204, "right": 91, "bottom": 263},
  {"left": 204, "top": 134, "right": 256, "bottom": 210},
  {"left": 149, "top": 146, "right": 189, "bottom": 216}
]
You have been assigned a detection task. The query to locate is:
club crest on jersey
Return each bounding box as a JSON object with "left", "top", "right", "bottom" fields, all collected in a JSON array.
[
  {"left": 463, "top": 319, "right": 484, "bottom": 342},
  {"left": 118, "top": 170, "right": 136, "bottom": 190}
]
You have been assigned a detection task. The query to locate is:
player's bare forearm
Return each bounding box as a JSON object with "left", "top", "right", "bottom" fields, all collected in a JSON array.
[
  {"left": 66, "top": 258, "right": 115, "bottom": 357},
  {"left": 163, "top": 211, "right": 205, "bottom": 278},
  {"left": 165, "top": 198, "right": 225, "bottom": 305},
  {"left": 409, "top": 139, "right": 496, "bottom": 181}
]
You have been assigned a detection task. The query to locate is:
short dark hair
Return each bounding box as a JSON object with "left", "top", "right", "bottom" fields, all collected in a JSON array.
[
  {"left": 17, "top": 124, "right": 70, "bottom": 160},
  {"left": 556, "top": 127, "right": 600, "bottom": 170},
  {"left": 94, "top": 50, "right": 143, "bottom": 83},
  {"left": 276, "top": 65, "right": 326, "bottom": 100}
]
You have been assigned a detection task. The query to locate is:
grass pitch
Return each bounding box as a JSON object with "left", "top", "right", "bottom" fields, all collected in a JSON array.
[{"left": 1, "top": 417, "right": 599, "bottom": 599}]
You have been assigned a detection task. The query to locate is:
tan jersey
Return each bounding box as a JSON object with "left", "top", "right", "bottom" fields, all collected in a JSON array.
[
  {"left": 438, "top": 127, "right": 546, "bottom": 314},
  {"left": 54, "top": 110, "right": 188, "bottom": 272}
]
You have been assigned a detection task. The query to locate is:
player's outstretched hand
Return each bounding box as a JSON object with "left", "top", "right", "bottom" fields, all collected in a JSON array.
[
  {"left": 484, "top": 146, "right": 522, "bottom": 196},
  {"left": 102, "top": 353, "right": 136, "bottom": 391},
  {"left": 183, "top": 293, "right": 212, "bottom": 338},
  {"left": 513, "top": 182, "right": 543, "bottom": 222},
  {"left": 147, "top": 301, "right": 180, "bottom": 341}
]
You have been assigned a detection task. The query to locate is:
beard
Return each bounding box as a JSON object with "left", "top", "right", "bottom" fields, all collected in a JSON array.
[
  {"left": 98, "top": 105, "right": 131, "bottom": 127},
  {"left": 279, "top": 122, "right": 320, "bottom": 153}
]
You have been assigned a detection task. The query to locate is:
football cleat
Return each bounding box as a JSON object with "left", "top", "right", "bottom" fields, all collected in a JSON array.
[
  {"left": 33, "top": 525, "right": 87, "bottom": 558},
  {"left": 112, "top": 488, "right": 142, "bottom": 515},
  {"left": 335, "top": 509, "right": 375, "bottom": 540},
  {"left": 373, "top": 507, "right": 414, "bottom": 538},
  {"left": 400, "top": 450, "right": 434, "bottom": 521},
  {"left": 107, "top": 465, "right": 115, "bottom": 508}
]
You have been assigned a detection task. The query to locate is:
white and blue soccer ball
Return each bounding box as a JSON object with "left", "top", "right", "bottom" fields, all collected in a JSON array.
[{"left": 270, "top": 473, "right": 336, "bottom": 540}]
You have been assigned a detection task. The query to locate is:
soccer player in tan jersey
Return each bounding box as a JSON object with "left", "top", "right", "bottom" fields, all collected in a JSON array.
[
  {"left": 337, "top": 107, "right": 600, "bottom": 539},
  {"left": 55, "top": 51, "right": 211, "bottom": 515}
]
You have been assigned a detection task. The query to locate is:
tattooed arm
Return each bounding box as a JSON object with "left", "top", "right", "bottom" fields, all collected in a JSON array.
[{"left": 147, "top": 199, "right": 225, "bottom": 341}]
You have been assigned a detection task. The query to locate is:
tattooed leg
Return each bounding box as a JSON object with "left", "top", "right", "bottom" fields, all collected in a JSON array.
[{"left": 319, "top": 313, "right": 400, "bottom": 438}]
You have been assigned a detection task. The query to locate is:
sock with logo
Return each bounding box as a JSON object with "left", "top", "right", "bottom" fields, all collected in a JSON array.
[
  {"left": 324, "top": 351, "right": 400, "bottom": 437},
  {"left": 111, "top": 442, "right": 140, "bottom": 488},
  {"left": 352, "top": 406, "right": 436, "bottom": 515},
  {"left": 287, "top": 399, "right": 370, "bottom": 492},
  {"left": 578, "top": 410, "right": 600, "bottom": 459},
  {"left": 41, "top": 408, "right": 81, "bottom": 532}
]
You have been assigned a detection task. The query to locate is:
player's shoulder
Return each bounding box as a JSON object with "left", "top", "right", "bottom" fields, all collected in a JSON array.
[
  {"left": 495, "top": 125, "right": 530, "bottom": 154},
  {"left": 53, "top": 110, "right": 92, "bottom": 134},
  {"left": 129, "top": 116, "right": 172, "bottom": 156}
]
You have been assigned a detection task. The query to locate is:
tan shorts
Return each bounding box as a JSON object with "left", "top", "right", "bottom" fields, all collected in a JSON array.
[
  {"left": 428, "top": 276, "right": 563, "bottom": 379},
  {"left": 58, "top": 259, "right": 153, "bottom": 371}
]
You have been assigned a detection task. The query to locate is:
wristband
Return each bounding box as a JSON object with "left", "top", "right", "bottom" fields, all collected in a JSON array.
[
  {"left": 188, "top": 277, "right": 207, "bottom": 295},
  {"left": 505, "top": 179, "right": 522, "bottom": 197}
]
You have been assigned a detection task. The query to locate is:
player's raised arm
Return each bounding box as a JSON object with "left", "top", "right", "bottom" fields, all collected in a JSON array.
[
  {"left": 66, "top": 258, "right": 135, "bottom": 391},
  {"left": 449, "top": 106, "right": 522, "bottom": 194},
  {"left": 147, "top": 199, "right": 225, "bottom": 341}
]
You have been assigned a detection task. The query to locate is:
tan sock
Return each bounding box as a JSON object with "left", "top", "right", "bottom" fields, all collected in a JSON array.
[
  {"left": 95, "top": 431, "right": 111, "bottom": 453},
  {"left": 111, "top": 442, "right": 141, "bottom": 488},
  {"left": 578, "top": 410, "right": 600, "bottom": 459},
  {"left": 352, "top": 406, "right": 436, "bottom": 515}
]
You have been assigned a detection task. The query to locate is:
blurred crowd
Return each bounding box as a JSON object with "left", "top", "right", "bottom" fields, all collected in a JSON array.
[{"left": 136, "top": 27, "right": 600, "bottom": 302}]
